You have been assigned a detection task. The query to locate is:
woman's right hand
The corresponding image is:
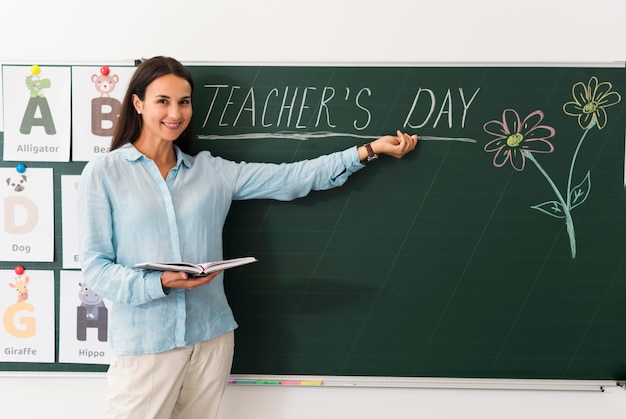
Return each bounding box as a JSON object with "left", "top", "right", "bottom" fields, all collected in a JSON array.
[{"left": 358, "top": 130, "right": 418, "bottom": 161}]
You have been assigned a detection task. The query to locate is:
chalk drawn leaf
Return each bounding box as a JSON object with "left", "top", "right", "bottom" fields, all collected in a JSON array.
[
  {"left": 570, "top": 171, "right": 591, "bottom": 210},
  {"left": 531, "top": 201, "right": 567, "bottom": 219}
]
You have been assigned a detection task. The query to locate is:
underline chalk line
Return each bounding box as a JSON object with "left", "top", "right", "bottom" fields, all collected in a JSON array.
[{"left": 196, "top": 131, "right": 476, "bottom": 143}]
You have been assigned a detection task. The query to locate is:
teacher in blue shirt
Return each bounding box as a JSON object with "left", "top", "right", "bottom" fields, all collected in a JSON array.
[{"left": 78, "top": 56, "right": 418, "bottom": 419}]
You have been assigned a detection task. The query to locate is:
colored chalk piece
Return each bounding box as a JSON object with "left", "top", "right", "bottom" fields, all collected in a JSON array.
[
  {"left": 300, "top": 381, "right": 323, "bottom": 386},
  {"left": 230, "top": 379, "right": 284, "bottom": 385},
  {"left": 280, "top": 381, "right": 302, "bottom": 386},
  {"left": 233, "top": 380, "right": 257, "bottom": 385}
]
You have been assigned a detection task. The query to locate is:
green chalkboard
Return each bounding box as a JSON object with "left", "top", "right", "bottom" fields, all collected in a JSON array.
[{"left": 1, "top": 64, "right": 626, "bottom": 380}]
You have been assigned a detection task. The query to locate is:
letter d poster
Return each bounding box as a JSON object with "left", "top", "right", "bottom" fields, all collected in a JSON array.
[{"left": 0, "top": 167, "right": 54, "bottom": 262}]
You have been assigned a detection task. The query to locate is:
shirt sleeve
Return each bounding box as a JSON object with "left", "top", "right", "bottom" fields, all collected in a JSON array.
[
  {"left": 77, "top": 159, "right": 168, "bottom": 306},
  {"left": 214, "top": 146, "right": 365, "bottom": 201}
]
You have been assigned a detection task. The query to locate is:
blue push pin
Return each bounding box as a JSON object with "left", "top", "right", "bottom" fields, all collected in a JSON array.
[{"left": 16, "top": 163, "right": 26, "bottom": 173}]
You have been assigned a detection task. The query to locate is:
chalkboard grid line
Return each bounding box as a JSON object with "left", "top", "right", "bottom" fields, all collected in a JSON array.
[
  {"left": 563, "top": 255, "right": 626, "bottom": 377},
  {"left": 260, "top": 168, "right": 360, "bottom": 373}
]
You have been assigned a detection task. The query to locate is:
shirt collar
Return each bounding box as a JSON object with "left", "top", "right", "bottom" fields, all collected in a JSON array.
[
  {"left": 177, "top": 146, "right": 193, "bottom": 169},
  {"left": 120, "top": 143, "right": 192, "bottom": 169}
]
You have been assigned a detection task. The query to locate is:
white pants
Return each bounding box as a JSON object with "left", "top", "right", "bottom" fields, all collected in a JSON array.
[{"left": 105, "top": 331, "right": 235, "bottom": 419}]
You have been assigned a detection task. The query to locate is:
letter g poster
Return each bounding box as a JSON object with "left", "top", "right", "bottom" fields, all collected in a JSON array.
[{"left": 0, "top": 269, "right": 55, "bottom": 363}]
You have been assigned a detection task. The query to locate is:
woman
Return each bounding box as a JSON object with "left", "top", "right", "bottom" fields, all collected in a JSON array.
[{"left": 78, "top": 56, "right": 418, "bottom": 419}]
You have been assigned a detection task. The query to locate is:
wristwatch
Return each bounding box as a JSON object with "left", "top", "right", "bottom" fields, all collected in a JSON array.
[{"left": 363, "top": 143, "right": 378, "bottom": 162}]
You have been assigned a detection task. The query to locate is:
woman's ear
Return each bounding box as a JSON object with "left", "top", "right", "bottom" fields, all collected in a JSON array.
[{"left": 132, "top": 94, "right": 143, "bottom": 114}]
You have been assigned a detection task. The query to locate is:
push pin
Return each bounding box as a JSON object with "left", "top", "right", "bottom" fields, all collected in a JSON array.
[
  {"left": 31, "top": 64, "right": 41, "bottom": 75},
  {"left": 14, "top": 265, "right": 25, "bottom": 275},
  {"left": 16, "top": 163, "right": 26, "bottom": 173},
  {"left": 100, "top": 65, "right": 110, "bottom": 76}
]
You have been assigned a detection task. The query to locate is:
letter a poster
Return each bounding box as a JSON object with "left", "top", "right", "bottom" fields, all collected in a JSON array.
[
  {"left": 0, "top": 167, "right": 54, "bottom": 261},
  {"left": 0, "top": 269, "right": 55, "bottom": 363},
  {"left": 2, "top": 65, "right": 71, "bottom": 162}
]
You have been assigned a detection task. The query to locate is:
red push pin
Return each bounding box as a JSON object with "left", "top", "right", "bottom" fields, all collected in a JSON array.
[
  {"left": 15, "top": 265, "right": 25, "bottom": 275},
  {"left": 100, "top": 65, "right": 110, "bottom": 76}
]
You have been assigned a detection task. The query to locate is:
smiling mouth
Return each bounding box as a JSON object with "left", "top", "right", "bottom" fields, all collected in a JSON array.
[{"left": 162, "top": 122, "right": 182, "bottom": 129}]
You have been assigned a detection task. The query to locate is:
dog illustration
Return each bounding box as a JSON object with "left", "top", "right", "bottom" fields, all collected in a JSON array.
[{"left": 6, "top": 175, "right": 27, "bottom": 194}]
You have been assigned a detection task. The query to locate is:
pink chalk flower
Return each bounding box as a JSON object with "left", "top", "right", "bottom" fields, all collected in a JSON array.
[{"left": 483, "top": 109, "right": 556, "bottom": 171}]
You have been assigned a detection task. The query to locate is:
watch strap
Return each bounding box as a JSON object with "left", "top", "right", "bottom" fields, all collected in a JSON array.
[{"left": 363, "top": 143, "right": 378, "bottom": 162}]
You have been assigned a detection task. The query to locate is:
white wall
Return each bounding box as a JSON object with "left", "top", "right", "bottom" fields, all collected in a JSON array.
[
  {"left": 1, "top": 0, "right": 626, "bottom": 417},
  {"left": 1, "top": 0, "right": 625, "bottom": 64}
]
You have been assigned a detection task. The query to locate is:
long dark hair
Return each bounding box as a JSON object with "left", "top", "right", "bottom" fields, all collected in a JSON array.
[{"left": 110, "top": 56, "right": 195, "bottom": 153}]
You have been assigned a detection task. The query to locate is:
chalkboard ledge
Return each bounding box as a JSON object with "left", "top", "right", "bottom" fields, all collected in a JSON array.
[{"left": 228, "top": 374, "right": 616, "bottom": 392}]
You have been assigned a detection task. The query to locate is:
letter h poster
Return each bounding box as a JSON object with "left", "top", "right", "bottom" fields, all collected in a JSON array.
[
  {"left": 0, "top": 269, "right": 55, "bottom": 362},
  {"left": 58, "top": 270, "right": 112, "bottom": 365}
]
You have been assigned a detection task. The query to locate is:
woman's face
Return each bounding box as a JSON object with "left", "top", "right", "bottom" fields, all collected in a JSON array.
[{"left": 133, "top": 74, "right": 192, "bottom": 144}]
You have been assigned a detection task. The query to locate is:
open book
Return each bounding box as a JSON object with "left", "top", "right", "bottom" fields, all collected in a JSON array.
[{"left": 134, "top": 256, "right": 258, "bottom": 277}]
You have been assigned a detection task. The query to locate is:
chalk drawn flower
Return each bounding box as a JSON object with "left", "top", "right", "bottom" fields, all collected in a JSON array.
[
  {"left": 563, "top": 76, "right": 621, "bottom": 129},
  {"left": 483, "top": 109, "right": 556, "bottom": 171},
  {"left": 482, "top": 76, "right": 621, "bottom": 259},
  {"left": 483, "top": 109, "right": 583, "bottom": 257}
]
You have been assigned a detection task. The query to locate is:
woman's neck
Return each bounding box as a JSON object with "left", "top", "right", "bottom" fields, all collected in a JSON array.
[{"left": 133, "top": 137, "right": 177, "bottom": 179}]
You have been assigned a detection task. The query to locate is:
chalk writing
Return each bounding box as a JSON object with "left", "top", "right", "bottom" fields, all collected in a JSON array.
[{"left": 199, "top": 84, "right": 481, "bottom": 132}]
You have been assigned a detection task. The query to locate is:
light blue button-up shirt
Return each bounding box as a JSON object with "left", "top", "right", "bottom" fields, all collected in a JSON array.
[{"left": 78, "top": 144, "right": 364, "bottom": 355}]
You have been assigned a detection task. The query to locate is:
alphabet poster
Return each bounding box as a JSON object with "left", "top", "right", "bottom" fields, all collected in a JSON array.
[
  {"left": 0, "top": 167, "right": 54, "bottom": 261},
  {"left": 0, "top": 269, "right": 55, "bottom": 363},
  {"left": 2, "top": 65, "right": 71, "bottom": 162},
  {"left": 71, "top": 66, "right": 136, "bottom": 161},
  {"left": 58, "top": 270, "right": 111, "bottom": 365},
  {"left": 61, "top": 175, "right": 80, "bottom": 269}
]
